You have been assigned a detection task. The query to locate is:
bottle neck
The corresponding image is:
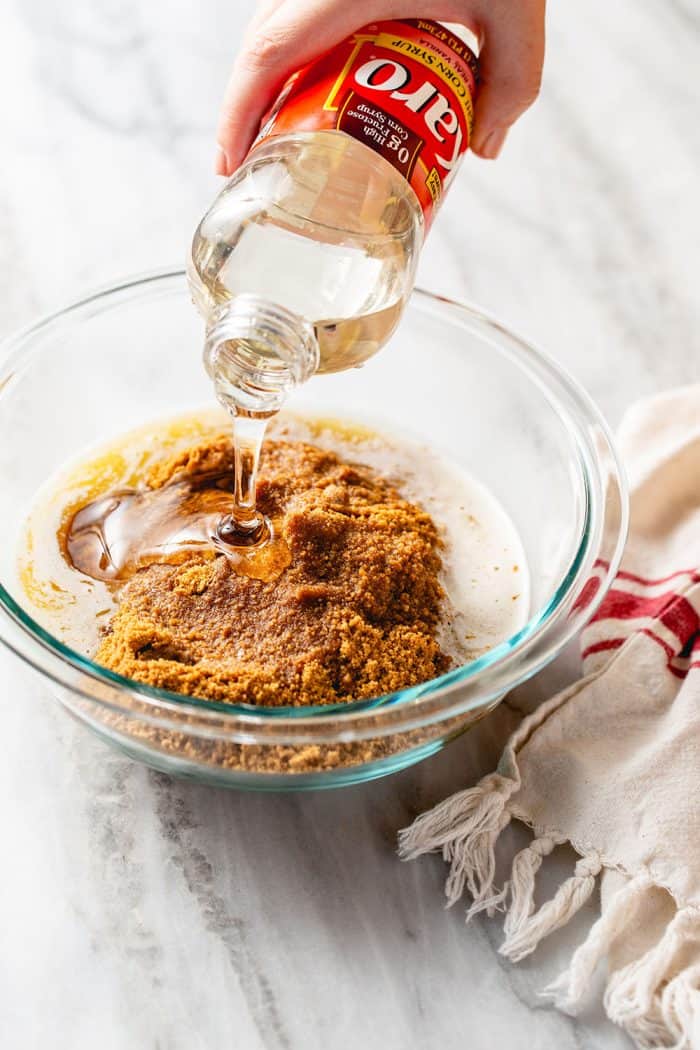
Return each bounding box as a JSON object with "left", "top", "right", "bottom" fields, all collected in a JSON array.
[{"left": 203, "top": 294, "right": 320, "bottom": 416}]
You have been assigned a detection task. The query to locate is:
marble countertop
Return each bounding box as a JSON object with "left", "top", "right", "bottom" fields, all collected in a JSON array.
[{"left": 1, "top": 1, "right": 698, "bottom": 1047}]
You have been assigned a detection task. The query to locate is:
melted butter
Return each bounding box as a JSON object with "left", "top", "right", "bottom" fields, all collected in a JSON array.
[
  {"left": 299, "top": 415, "right": 379, "bottom": 445},
  {"left": 19, "top": 528, "right": 78, "bottom": 612}
]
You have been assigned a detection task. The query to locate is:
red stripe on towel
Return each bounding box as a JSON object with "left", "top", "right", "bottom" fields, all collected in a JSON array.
[
  {"left": 593, "top": 559, "right": 700, "bottom": 588},
  {"left": 581, "top": 637, "right": 625, "bottom": 661}
]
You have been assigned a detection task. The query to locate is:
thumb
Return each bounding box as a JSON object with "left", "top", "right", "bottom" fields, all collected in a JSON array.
[{"left": 471, "top": 0, "right": 546, "bottom": 159}]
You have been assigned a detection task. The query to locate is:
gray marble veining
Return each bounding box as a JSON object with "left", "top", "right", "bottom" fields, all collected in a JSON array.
[{"left": 2, "top": 1, "right": 698, "bottom": 1046}]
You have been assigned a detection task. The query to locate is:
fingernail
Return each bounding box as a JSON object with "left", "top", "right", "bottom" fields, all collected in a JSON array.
[
  {"left": 215, "top": 144, "right": 229, "bottom": 176},
  {"left": 478, "top": 127, "right": 508, "bottom": 159}
]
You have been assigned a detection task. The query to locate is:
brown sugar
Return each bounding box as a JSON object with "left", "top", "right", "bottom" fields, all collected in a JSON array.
[{"left": 92, "top": 435, "right": 451, "bottom": 706}]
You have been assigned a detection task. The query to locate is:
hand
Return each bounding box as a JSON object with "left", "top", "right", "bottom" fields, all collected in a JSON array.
[{"left": 215, "top": 0, "right": 546, "bottom": 176}]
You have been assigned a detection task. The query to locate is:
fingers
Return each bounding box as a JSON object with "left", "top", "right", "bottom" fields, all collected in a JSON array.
[
  {"left": 215, "top": 0, "right": 545, "bottom": 174},
  {"left": 244, "top": 0, "right": 286, "bottom": 35},
  {"left": 215, "top": 0, "right": 284, "bottom": 173},
  {"left": 469, "top": 0, "right": 546, "bottom": 159},
  {"left": 216, "top": 0, "right": 387, "bottom": 175}
]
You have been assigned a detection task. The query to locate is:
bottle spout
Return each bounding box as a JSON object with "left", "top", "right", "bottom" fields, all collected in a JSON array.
[{"left": 203, "top": 294, "right": 320, "bottom": 416}]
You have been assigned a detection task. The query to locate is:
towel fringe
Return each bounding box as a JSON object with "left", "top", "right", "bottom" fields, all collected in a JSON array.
[
  {"left": 401, "top": 783, "right": 700, "bottom": 1047},
  {"left": 398, "top": 772, "right": 514, "bottom": 910},
  {"left": 604, "top": 906, "right": 700, "bottom": 1049},
  {"left": 660, "top": 961, "right": 700, "bottom": 1050},
  {"left": 544, "top": 871, "right": 655, "bottom": 1012},
  {"left": 544, "top": 876, "right": 700, "bottom": 1049}
]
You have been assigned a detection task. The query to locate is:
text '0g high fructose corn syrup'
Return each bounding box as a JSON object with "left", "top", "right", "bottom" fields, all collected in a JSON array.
[{"left": 188, "top": 19, "right": 479, "bottom": 546}]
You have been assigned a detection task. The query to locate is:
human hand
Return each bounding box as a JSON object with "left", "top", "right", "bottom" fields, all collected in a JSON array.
[{"left": 215, "top": 0, "right": 545, "bottom": 175}]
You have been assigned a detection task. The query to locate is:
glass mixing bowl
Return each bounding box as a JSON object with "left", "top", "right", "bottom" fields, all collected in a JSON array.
[{"left": 0, "top": 270, "right": 627, "bottom": 790}]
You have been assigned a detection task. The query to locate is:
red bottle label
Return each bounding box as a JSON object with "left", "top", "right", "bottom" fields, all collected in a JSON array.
[{"left": 252, "top": 19, "right": 478, "bottom": 230}]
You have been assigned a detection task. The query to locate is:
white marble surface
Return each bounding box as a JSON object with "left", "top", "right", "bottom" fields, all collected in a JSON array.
[{"left": 1, "top": 1, "right": 698, "bottom": 1047}]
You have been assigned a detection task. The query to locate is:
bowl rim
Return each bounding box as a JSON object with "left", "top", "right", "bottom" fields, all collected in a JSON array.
[{"left": 0, "top": 267, "right": 629, "bottom": 737}]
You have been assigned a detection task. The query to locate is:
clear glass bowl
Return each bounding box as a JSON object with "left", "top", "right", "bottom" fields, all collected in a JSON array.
[{"left": 0, "top": 270, "right": 627, "bottom": 790}]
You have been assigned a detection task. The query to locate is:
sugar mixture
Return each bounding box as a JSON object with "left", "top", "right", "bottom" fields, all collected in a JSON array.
[{"left": 18, "top": 411, "right": 529, "bottom": 706}]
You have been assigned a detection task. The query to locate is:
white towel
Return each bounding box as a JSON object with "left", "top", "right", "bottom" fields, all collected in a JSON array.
[{"left": 400, "top": 387, "right": 700, "bottom": 1050}]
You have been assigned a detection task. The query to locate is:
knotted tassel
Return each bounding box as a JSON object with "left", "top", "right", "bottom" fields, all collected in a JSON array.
[
  {"left": 489, "top": 834, "right": 560, "bottom": 929},
  {"left": 499, "top": 851, "right": 602, "bottom": 963},
  {"left": 398, "top": 772, "right": 515, "bottom": 910}
]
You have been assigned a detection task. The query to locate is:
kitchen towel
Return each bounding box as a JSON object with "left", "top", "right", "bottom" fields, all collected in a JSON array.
[{"left": 400, "top": 387, "right": 700, "bottom": 1049}]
